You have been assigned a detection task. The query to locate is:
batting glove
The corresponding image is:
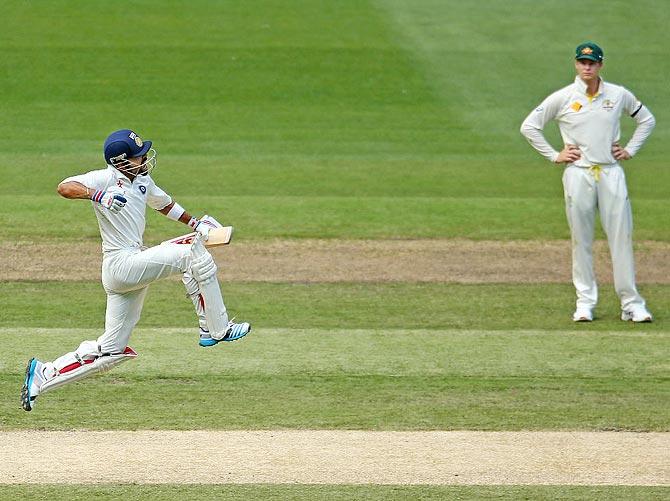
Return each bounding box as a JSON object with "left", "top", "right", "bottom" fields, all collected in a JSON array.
[
  {"left": 188, "top": 217, "right": 215, "bottom": 240},
  {"left": 91, "top": 190, "right": 127, "bottom": 213}
]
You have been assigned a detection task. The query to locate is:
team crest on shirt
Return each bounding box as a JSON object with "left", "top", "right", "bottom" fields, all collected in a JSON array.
[
  {"left": 139, "top": 185, "right": 146, "bottom": 194},
  {"left": 571, "top": 101, "right": 583, "bottom": 112},
  {"left": 602, "top": 99, "right": 615, "bottom": 111}
]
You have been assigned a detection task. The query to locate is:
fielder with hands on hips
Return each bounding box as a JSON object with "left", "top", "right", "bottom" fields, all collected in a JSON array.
[
  {"left": 21, "top": 129, "right": 251, "bottom": 411},
  {"left": 520, "top": 42, "right": 655, "bottom": 323}
]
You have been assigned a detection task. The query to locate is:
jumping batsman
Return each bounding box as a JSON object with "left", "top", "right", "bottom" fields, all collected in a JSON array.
[
  {"left": 21, "top": 129, "right": 251, "bottom": 411},
  {"left": 521, "top": 42, "right": 655, "bottom": 322}
]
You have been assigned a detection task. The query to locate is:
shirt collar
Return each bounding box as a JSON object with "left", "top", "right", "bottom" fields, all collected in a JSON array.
[{"left": 574, "top": 76, "right": 604, "bottom": 97}]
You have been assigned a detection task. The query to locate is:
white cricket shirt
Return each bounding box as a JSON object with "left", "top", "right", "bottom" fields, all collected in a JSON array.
[
  {"left": 521, "top": 76, "right": 655, "bottom": 166},
  {"left": 63, "top": 166, "right": 172, "bottom": 252}
]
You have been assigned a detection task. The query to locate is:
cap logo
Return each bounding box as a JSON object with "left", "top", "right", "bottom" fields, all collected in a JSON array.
[
  {"left": 128, "top": 131, "right": 143, "bottom": 147},
  {"left": 581, "top": 47, "right": 593, "bottom": 55}
]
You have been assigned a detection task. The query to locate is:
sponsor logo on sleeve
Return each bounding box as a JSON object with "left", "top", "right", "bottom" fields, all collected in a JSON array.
[{"left": 139, "top": 185, "right": 147, "bottom": 194}]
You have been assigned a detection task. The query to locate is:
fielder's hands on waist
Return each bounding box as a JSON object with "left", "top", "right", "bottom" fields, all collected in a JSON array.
[
  {"left": 555, "top": 144, "right": 581, "bottom": 164},
  {"left": 612, "top": 142, "right": 631, "bottom": 161}
]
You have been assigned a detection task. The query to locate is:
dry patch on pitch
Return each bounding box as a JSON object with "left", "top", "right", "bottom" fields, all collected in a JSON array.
[
  {"left": 4, "top": 239, "right": 670, "bottom": 283},
  {"left": 1, "top": 430, "right": 668, "bottom": 485}
]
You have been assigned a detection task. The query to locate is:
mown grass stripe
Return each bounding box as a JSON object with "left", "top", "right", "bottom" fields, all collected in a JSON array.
[{"left": 2, "top": 328, "right": 668, "bottom": 431}]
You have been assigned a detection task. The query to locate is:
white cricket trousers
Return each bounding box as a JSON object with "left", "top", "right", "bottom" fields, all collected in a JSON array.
[
  {"left": 52, "top": 243, "right": 212, "bottom": 366},
  {"left": 562, "top": 163, "right": 645, "bottom": 312},
  {"left": 44, "top": 242, "right": 226, "bottom": 389},
  {"left": 97, "top": 244, "right": 193, "bottom": 353}
]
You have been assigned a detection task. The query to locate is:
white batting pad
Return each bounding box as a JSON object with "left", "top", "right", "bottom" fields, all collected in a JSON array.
[
  {"left": 189, "top": 235, "right": 229, "bottom": 339},
  {"left": 182, "top": 271, "right": 208, "bottom": 331},
  {"left": 40, "top": 346, "right": 138, "bottom": 394}
]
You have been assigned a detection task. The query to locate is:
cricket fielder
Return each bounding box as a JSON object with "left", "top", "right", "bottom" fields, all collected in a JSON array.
[
  {"left": 21, "top": 129, "right": 251, "bottom": 411},
  {"left": 521, "top": 42, "right": 655, "bottom": 322}
]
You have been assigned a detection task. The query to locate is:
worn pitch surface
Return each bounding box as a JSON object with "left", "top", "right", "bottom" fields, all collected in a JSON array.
[
  {"left": 4, "top": 240, "right": 670, "bottom": 283},
  {"left": 1, "top": 431, "right": 668, "bottom": 485}
]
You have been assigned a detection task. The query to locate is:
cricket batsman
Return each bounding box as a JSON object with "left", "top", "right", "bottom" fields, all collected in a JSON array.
[{"left": 21, "top": 129, "right": 251, "bottom": 411}]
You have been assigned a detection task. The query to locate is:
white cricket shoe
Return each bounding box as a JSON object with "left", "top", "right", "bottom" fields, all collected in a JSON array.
[
  {"left": 621, "top": 308, "right": 653, "bottom": 323},
  {"left": 573, "top": 308, "right": 593, "bottom": 322},
  {"left": 21, "top": 358, "right": 45, "bottom": 411}
]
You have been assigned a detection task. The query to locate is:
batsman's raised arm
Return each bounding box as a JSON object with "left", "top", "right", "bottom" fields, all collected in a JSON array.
[
  {"left": 57, "top": 180, "right": 127, "bottom": 213},
  {"left": 57, "top": 180, "right": 93, "bottom": 199}
]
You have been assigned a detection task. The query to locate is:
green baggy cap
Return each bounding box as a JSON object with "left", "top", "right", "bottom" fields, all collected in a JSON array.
[{"left": 575, "top": 42, "right": 603, "bottom": 62}]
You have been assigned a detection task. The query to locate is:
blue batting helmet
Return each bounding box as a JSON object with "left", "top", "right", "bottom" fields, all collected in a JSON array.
[{"left": 103, "top": 129, "right": 152, "bottom": 165}]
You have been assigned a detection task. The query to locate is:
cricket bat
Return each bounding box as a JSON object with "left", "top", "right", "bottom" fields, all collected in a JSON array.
[{"left": 162, "top": 215, "right": 233, "bottom": 247}]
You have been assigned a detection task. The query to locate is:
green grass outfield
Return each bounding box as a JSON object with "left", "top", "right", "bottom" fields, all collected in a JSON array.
[
  {"left": 2, "top": 281, "right": 670, "bottom": 332},
  {"left": 2, "top": 0, "right": 669, "bottom": 497},
  {"left": 2, "top": 485, "right": 669, "bottom": 501},
  {"left": 3, "top": 282, "right": 668, "bottom": 432},
  {"left": 2, "top": 0, "right": 669, "bottom": 243},
  {"left": 2, "top": 326, "right": 669, "bottom": 431}
]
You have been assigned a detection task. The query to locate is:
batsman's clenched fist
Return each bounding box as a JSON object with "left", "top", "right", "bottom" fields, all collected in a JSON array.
[{"left": 91, "top": 190, "right": 127, "bottom": 213}]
